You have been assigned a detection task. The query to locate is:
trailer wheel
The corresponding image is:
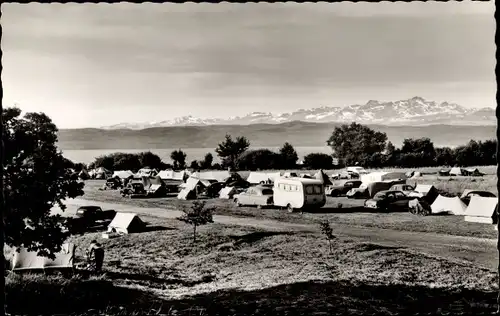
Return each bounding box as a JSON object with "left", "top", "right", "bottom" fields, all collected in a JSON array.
[{"left": 287, "top": 204, "right": 294, "bottom": 213}]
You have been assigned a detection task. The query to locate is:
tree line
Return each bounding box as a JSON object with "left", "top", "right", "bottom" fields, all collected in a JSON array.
[{"left": 86, "top": 122, "right": 496, "bottom": 172}]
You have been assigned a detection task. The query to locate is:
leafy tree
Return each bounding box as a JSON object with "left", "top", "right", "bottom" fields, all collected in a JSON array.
[
  {"left": 200, "top": 153, "right": 214, "bottom": 169},
  {"left": 327, "top": 122, "right": 387, "bottom": 167},
  {"left": 215, "top": 134, "right": 250, "bottom": 169},
  {"left": 279, "top": 142, "right": 299, "bottom": 169},
  {"left": 236, "top": 149, "right": 280, "bottom": 171},
  {"left": 319, "top": 220, "right": 336, "bottom": 254},
  {"left": 399, "top": 137, "right": 436, "bottom": 167},
  {"left": 3, "top": 107, "right": 85, "bottom": 258},
  {"left": 177, "top": 201, "right": 215, "bottom": 243},
  {"left": 190, "top": 160, "right": 200, "bottom": 170},
  {"left": 137, "top": 151, "right": 163, "bottom": 170},
  {"left": 303, "top": 153, "right": 333, "bottom": 170},
  {"left": 113, "top": 153, "right": 141, "bottom": 171},
  {"left": 170, "top": 149, "right": 187, "bottom": 170},
  {"left": 434, "top": 147, "right": 454, "bottom": 167}
]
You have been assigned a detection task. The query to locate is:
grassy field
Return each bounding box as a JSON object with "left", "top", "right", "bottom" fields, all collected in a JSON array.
[
  {"left": 81, "top": 176, "right": 498, "bottom": 240},
  {"left": 5, "top": 215, "right": 499, "bottom": 315}
]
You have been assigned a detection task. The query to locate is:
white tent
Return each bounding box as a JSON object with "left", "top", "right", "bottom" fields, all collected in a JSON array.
[
  {"left": 464, "top": 195, "right": 498, "bottom": 224},
  {"left": 11, "top": 243, "right": 76, "bottom": 272},
  {"left": 136, "top": 168, "right": 157, "bottom": 178},
  {"left": 431, "top": 195, "right": 467, "bottom": 215},
  {"left": 247, "top": 172, "right": 282, "bottom": 184},
  {"left": 157, "top": 170, "right": 186, "bottom": 181},
  {"left": 108, "top": 213, "right": 145, "bottom": 234},
  {"left": 219, "top": 186, "right": 237, "bottom": 199},
  {"left": 449, "top": 167, "right": 463, "bottom": 176},
  {"left": 360, "top": 171, "right": 407, "bottom": 185},
  {"left": 190, "top": 171, "right": 231, "bottom": 182},
  {"left": 112, "top": 170, "right": 135, "bottom": 179},
  {"left": 177, "top": 188, "right": 196, "bottom": 200}
]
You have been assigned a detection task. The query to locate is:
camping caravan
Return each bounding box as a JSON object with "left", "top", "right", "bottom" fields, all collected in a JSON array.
[
  {"left": 273, "top": 177, "right": 326, "bottom": 212},
  {"left": 219, "top": 186, "right": 237, "bottom": 199},
  {"left": 431, "top": 195, "right": 467, "bottom": 215},
  {"left": 464, "top": 195, "right": 498, "bottom": 224},
  {"left": 107, "top": 213, "right": 145, "bottom": 234},
  {"left": 11, "top": 243, "right": 76, "bottom": 272}
]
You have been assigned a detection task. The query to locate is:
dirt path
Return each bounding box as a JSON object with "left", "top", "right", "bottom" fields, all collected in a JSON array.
[{"left": 54, "top": 198, "right": 498, "bottom": 270}]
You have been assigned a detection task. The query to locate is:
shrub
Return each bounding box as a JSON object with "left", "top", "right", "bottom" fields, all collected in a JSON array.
[
  {"left": 303, "top": 153, "right": 333, "bottom": 170},
  {"left": 236, "top": 149, "right": 281, "bottom": 171}
]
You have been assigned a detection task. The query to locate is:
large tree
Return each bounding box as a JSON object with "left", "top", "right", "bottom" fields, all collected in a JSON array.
[
  {"left": 215, "top": 134, "right": 250, "bottom": 169},
  {"left": 170, "top": 149, "right": 187, "bottom": 170},
  {"left": 326, "top": 122, "right": 387, "bottom": 167},
  {"left": 3, "top": 107, "right": 85, "bottom": 258},
  {"left": 279, "top": 142, "right": 299, "bottom": 169}
]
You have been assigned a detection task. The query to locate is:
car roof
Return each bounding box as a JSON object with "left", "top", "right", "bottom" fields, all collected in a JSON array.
[{"left": 78, "top": 205, "right": 101, "bottom": 209}]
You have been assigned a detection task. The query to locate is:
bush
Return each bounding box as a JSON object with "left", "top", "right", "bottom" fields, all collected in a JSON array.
[
  {"left": 236, "top": 149, "right": 281, "bottom": 171},
  {"left": 303, "top": 153, "right": 333, "bottom": 170},
  {"left": 89, "top": 151, "right": 166, "bottom": 172}
]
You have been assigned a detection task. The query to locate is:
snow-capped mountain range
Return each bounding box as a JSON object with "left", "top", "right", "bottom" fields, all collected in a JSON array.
[{"left": 102, "top": 97, "right": 495, "bottom": 129}]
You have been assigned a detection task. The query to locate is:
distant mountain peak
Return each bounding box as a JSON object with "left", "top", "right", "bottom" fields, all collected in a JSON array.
[{"left": 101, "top": 97, "right": 495, "bottom": 129}]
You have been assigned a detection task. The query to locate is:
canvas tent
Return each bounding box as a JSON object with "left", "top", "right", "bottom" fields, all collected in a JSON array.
[
  {"left": 112, "top": 170, "right": 135, "bottom": 179},
  {"left": 94, "top": 167, "right": 111, "bottom": 179},
  {"left": 464, "top": 195, "right": 498, "bottom": 224},
  {"left": 11, "top": 243, "right": 76, "bottom": 272},
  {"left": 219, "top": 186, "right": 237, "bottom": 199},
  {"left": 191, "top": 171, "right": 232, "bottom": 183},
  {"left": 157, "top": 170, "right": 187, "bottom": 181},
  {"left": 247, "top": 172, "right": 282, "bottom": 185},
  {"left": 78, "top": 169, "right": 90, "bottom": 179},
  {"left": 408, "top": 184, "right": 439, "bottom": 204},
  {"left": 314, "top": 170, "right": 333, "bottom": 186},
  {"left": 449, "top": 167, "right": 463, "bottom": 176},
  {"left": 464, "top": 168, "right": 484, "bottom": 177},
  {"left": 431, "top": 195, "right": 467, "bottom": 215},
  {"left": 177, "top": 187, "right": 197, "bottom": 200},
  {"left": 108, "top": 213, "right": 145, "bottom": 234}
]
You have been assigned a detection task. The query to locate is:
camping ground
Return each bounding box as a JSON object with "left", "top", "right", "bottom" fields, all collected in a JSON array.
[{"left": 5, "top": 165, "right": 499, "bottom": 315}]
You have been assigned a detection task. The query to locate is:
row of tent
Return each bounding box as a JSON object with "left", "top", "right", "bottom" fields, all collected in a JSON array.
[
  {"left": 439, "top": 167, "right": 484, "bottom": 177},
  {"left": 10, "top": 212, "right": 145, "bottom": 272},
  {"left": 408, "top": 184, "right": 497, "bottom": 222}
]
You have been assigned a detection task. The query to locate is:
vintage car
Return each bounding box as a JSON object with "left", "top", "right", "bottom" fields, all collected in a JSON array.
[
  {"left": 388, "top": 184, "right": 415, "bottom": 196},
  {"left": 364, "top": 190, "right": 412, "bottom": 212},
  {"left": 233, "top": 186, "right": 274, "bottom": 209},
  {"left": 326, "top": 180, "right": 362, "bottom": 197}
]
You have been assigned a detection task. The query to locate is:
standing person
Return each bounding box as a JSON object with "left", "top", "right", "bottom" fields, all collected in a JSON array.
[{"left": 86, "top": 240, "right": 105, "bottom": 273}]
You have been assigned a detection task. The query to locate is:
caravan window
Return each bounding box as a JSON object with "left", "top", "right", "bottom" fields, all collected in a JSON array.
[
  {"left": 313, "top": 185, "right": 322, "bottom": 194},
  {"left": 305, "top": 185, "right": 313, "bottom": 194}
]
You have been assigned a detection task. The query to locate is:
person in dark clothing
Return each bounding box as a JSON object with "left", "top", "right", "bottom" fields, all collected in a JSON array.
[{"left": 86, "top": 240, "right": 105, "bottom": 273}]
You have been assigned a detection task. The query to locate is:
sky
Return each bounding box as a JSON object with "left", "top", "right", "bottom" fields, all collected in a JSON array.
[{"left": 2, "top": 2, "right": 496, "bottom": 129}]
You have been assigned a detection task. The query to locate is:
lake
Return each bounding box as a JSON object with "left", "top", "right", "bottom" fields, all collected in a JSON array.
[{"left": 61, "top": 146, "right": 335, "bottom": 165}]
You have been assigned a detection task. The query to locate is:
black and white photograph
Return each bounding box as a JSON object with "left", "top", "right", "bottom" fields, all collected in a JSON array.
[{"left": 1, "top": 1, "right": 498, "bottom": 315}]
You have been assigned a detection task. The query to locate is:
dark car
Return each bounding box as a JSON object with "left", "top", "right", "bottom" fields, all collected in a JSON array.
[
  {"left": 364, "top": 190, "right": 412, "bottom": 212},
  {"left": 105, "top": 177, "right": 122, "bottom": 190},
  {"left": 326, "top": 180, "right": 362, "bottom": 197},
  {"left": 460, "top": 190, "right": 497, "bottom": 206},
  {"left": 67, "top": 206, "right": 116, "bottom": 234},
  {"left": 205, "top": 182, "right": 226, "bottom": 198},
  {"left": 120, "top": 182, "right": 146, "bottom": 196}
]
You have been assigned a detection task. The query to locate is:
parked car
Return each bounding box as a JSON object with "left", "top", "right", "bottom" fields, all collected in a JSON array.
[
  {"left": 273, "top": 178, "right": 326, "bottom": 212},
  {"left": 346, "top": 166, "right": 369, "bottom": 177},
  {"left": 205, "top": 182, "right": 226, "bottom": 198},
  {"left": 233, "top": 186, "right": 274, "bottom": 209},
  {"left": 104, "top": 177, "right": 122, "bottom": 190},
  {"left": 120, "top": 182, "right": 146, "bottom": 197},
  {"left": 460, "top": 190, "right": 497, "bottom": 206},
  {"left": 326, "top": 180, "right": 362, "bottom": 197},
  {"left": 364, "top": 190, "right": 412, "bottom": 212},
  {"left": 66, "top": 206, "right": 116, "bottom": 234},
  {"left": 388, "top": 184, "right": 415, "bottom": 196},
  {"left": 331, "top": 171, "right": 351, "bottom": 180}
]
